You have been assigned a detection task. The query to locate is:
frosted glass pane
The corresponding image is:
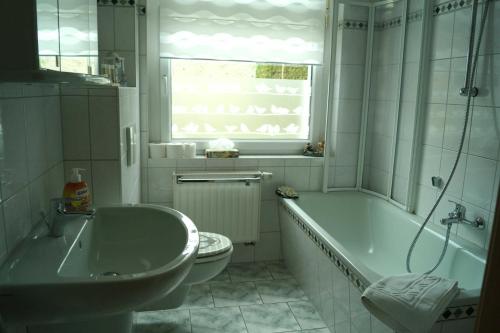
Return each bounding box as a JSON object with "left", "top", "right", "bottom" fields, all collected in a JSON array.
[
  {"left": 171, "top": 60, "right": 312, "bottom": 140},
  {"left": 37, "top": 0, "right": 59, "bottom": 56},
  {"left": 362, "top": 1, "right": 404, "bottom": 196}
]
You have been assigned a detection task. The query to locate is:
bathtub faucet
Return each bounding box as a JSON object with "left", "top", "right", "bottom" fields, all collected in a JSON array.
[{"left": 440, "top": 200, "right": 485, "bottom": 229}]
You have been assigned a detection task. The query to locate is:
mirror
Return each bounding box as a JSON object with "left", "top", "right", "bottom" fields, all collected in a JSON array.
[{"left": 37, "top": 0, "right": 99, "bottom": 75}]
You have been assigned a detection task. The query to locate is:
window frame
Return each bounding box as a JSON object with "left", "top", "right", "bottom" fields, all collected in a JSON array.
[
  {"left": 159, "top": 59, "right": 327, "bottom": 155},
  {"left": 146, "top": 0, "right": 333, "bottom": 156}
]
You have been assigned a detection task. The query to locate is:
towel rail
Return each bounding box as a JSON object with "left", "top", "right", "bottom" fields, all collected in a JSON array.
[{"left": 174, "top": 171, "right": 272, "bottom": 185}]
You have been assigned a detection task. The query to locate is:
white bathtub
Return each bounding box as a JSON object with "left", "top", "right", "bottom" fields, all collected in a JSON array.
[{"left": 279, "top": 191, "right": 487, "bottom": 333}]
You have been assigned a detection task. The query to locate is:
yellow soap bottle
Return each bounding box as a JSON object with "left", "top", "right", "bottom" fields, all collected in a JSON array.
[{"left": 63, "top": 168, "right": 90, "bottom": 212}]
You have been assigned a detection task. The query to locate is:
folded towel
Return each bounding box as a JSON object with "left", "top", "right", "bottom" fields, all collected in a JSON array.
[{"left": 361, "top": 274, "right": 459, "bottom": 333}]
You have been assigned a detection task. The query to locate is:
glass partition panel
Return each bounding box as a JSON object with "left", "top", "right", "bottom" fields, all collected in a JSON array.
[
  {"left": 391, "top": 0, "right": 424, "bottom": 205},
  {"left": 328, "top": 3, "right": 369, "bottom": 188},
  {"left": 362, "top": 1, "right": 404, "bottom": 195}
]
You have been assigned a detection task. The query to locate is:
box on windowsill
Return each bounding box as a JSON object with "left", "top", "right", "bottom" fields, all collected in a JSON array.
[{"left": 205, "top": 149, "right": 240, "bottom": 158}]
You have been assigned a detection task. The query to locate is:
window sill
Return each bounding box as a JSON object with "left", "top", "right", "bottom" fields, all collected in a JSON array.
[{"left": 147, "top": 155, "right": 324, "bottom": 168}]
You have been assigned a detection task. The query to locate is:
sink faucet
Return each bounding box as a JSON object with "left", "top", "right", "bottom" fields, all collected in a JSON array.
[
  {"left": 440, "top": 200, "right": 485, "bottom": 229},
  {"left": 48, "top": 198, "right": 95, "bottom": 237}
]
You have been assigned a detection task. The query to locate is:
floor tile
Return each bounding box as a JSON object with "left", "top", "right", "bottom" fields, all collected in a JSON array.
[
  {"left": 240, "top": 303, "right": 301, "bottom": 333},
  {"left": 211, "top": 281, "right": 263, "bottom": 307},
  {"left": 288, "top": 301, "right": 327, "bottom": 330},
  {"left": 179, "top": 284, "right": 214, "bottom": 309},
  {"left": 134, "top": 309, "right": 191, "bottom": 333},
  {"left": 265, "top": 261, "right": 293, "bottom": 280},
  {"left": 210, "top": 269, "right": 231, "bottom": 283},
  {"left": 190, "top": 307, "right": 247, "bottom": 333},
  {"left": 227, "top": 262, "right": 273, "bottom": 282},
  {"left": 255, "top": 279, "right": 307, "bottom": 303}
]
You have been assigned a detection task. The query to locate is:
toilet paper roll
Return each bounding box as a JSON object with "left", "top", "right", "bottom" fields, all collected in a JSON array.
[
  {"left": 183, "top": 143, "right": 196, "bottom": 158},
  {"left": 166, "top": 143, "right": 186, "bottom": 159},
  {"left": 149, "top": 143, "right": 167, "bottom": 159}
]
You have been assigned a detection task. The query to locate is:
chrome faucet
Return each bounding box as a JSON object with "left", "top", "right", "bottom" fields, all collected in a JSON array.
[
  {"left": 48, "top": 198, "right": 95, "bottom": 237},
  {"left": 440, "top": 200, "right": 485, "bottom": 229}
]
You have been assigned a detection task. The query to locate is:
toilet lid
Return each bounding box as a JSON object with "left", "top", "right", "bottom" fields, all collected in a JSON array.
[{"left": 197, "top": 232, "right": 232, "bottom": 258}]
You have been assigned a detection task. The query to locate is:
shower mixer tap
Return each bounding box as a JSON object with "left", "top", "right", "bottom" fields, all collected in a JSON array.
[{"left": 440, "top": 200, "right": 485, "bottom": 229}]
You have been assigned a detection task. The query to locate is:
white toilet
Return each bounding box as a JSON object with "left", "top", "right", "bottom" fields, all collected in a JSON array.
[{"left": 142, "top": 232, "right": 233, "bottom": 310}]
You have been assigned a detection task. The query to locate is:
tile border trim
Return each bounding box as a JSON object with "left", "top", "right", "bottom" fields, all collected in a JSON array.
[
  {"left": 98, "top": 0, "right": 136, "bottom": 7},
  {"left": 280, "top": 199, "right": 478, "bottom": 323},
  {"left": 432, "top": 0, "right": 473, "bottom": 16},
  {"left": 280, "top": 200, "right": 368, "bottom": 293}
]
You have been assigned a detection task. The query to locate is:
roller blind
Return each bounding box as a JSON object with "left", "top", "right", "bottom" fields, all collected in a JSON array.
[{"left": 159, "top": 0, "right": 326, "bottom": 65}]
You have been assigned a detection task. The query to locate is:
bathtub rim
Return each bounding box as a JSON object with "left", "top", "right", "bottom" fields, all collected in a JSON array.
[{"left": 279, "top": 191, "right": 486, "bottom": 307}]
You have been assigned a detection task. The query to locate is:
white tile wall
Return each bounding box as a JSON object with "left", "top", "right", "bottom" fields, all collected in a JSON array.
[
  {"left": 145, "top": 156, "right": 323, "bottom": 261},
  {"left": 413, "top": 5, "right": 500, "bottom": 250},
  {"left": 61, "top": 86, "right": 140, "bottom": 207},
  {"left": 0, "top": 83, "right": 64, "bottom": 267}
]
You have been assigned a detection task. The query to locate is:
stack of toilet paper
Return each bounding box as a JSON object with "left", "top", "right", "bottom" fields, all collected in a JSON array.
[{"left": 149, "top": 143, "right": 196, "bottom": 159}]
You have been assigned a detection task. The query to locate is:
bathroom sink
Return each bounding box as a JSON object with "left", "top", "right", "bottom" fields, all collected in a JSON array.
[{"left": 0, "top": 205, "right": 199, "bottom": 325}]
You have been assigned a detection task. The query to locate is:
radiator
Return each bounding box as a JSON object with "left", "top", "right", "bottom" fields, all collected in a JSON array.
[{"left": 173, "top": 171, "right": 268, "bottom": 243}]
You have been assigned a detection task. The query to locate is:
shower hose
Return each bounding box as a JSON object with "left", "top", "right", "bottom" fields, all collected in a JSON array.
[{"left": 406, "top": 0, "right": 491, "bottom": 274}]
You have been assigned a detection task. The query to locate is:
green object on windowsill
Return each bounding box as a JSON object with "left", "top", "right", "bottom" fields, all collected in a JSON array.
[{"left": 276, "top": 186, "right": 299, "bottom": 199}]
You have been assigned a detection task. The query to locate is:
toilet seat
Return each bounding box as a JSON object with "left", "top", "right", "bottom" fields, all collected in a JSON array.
[{"left": 195, "top": 232, "right": 233, "bottom": 264}]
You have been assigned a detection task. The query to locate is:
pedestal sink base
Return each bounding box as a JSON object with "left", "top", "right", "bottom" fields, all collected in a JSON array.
[
  {"left": 27, "top": 312, "right": 133, "bottom": 333},
  {"left": 140, "top": 285, "right": 191, "bottom": 311}
]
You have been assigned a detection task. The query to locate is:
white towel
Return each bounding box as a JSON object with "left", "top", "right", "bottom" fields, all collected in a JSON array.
[{"left": 361, "top": 274, "right": 459, "bottom": 333}]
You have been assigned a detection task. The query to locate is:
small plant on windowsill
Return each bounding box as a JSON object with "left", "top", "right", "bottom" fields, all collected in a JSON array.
[{"left": 303, "top": 140, "right": 324, "bottom": 157}]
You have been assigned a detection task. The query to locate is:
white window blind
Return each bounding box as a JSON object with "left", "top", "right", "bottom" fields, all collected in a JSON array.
[{"left": 159, "top": 0, "right": 326, "bottom": 65}]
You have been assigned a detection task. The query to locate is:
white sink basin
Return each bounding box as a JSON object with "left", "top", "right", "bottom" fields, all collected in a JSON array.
[{"left": 0, "top": 204, "right": 199, "bottom": 325}]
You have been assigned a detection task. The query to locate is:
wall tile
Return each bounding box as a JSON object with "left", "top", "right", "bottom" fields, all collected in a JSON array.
[
  {"left": 427, "top": 59, "right": 451, "bottom": 104},
  {"left": 147, "top": 167, "right": 175, "bottom": 203},
  {"left": 284, "top": 167, "right": 310, "bottom": 191},
  {"left": 3, "top": 189, "right": 31, "bottom": 252},
  {"left": 474, "top": 54, "right": 500, "bottom": 108},
  {"left": 334, "top": 166, "right": 357, "bottom": 188},
  {"left": 0, "top": 207, "right": 7, "bottom": 264},
  {"left": 260, "top": 166, "right": 284, "bottom": 200},
  {"left": 334, "top": 133, "right": 360, "bottom": 167},
  {"left": 61, "top": 96, "right": 91, "bottom": 160},
  {"left": 260, "top": 200, "right": 280, "bottom": 232},
  {"left": 429, "top": 11, "right": 454, "bottom": 60},
  {"left": 309, "top": 166, "right": 324, "bottom": 191},
  {"left": 114, "top": 6, "right": 136, "bottom": 51},
  {"left": 45, "top": 97, "right": 63, "bottom": 168},
  {"left": 443, "top": 104, "right": 471, "bottom": 153},
  {"left": 98, "top": 5, "right": 115, "bottom": 50},
  {"left": 91, "top": 161, "right": 122, "bottom": 205},
  {"left": 423, "top": 104, "right": 446, "bottom": 147},
  {"left": 463, "top": 155, "right": 496, "bottom": 210},
  {"left": 457, "top": 201, "right": 489, "bottom": 247},
  {"left": 447, "top": 57, "right": 468, "bottom": 106},
  {"left": 0, "top": 99, "right": 28, "bottom": 200},
  {"left": 468, "top": 106, "right": 500, "bottom": 160},
  {"left": 25, "top": 98, "right": 48, "bottom": 181},
  {"left": 418, "top": 145, "right": 442, "bottom": 187},
  {"left": 231, "top": 243, "right": 255, "bottom": 263},
  {"left": 89, "top": 96, "right": 120, "bottom": 160},
  {"left": 451, "top": 6, "right": 472, "bottom": 58},
  {"left": 439, "top": 150, "right": 467, "bottom": 198},
  {"left": 254, "top": 232, "right": 282, "bottom": 261},
  {"left": 415, "top": 185, "right": 437, "bottom": 219}
]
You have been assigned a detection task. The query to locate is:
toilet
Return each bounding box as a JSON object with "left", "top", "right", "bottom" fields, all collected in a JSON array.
[{"left": 141, "top": 232, "right": 233, "bottom": 310}]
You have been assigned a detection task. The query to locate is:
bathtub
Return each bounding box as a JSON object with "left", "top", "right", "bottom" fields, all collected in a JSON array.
[{"left": 279, "top": 191, "right": 486, "bottom": 333}]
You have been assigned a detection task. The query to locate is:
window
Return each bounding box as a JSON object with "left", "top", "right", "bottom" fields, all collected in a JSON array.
[{"left": 169, "top": 59, "right": 313, "bottom": 141}]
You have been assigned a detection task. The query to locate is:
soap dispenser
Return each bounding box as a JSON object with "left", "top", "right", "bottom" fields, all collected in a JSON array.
[{"left": 63, "top": 168, "right": 90, "bottom": 212}]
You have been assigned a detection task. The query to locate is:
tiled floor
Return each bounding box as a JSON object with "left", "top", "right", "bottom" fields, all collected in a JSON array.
[{"left": 134, "top": 261, "right": 329, "bottom": 333}]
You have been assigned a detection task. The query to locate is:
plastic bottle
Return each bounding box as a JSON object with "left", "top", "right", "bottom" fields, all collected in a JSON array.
[{"left": 63, "top": 168, "right": 90, "bottom": 212}]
